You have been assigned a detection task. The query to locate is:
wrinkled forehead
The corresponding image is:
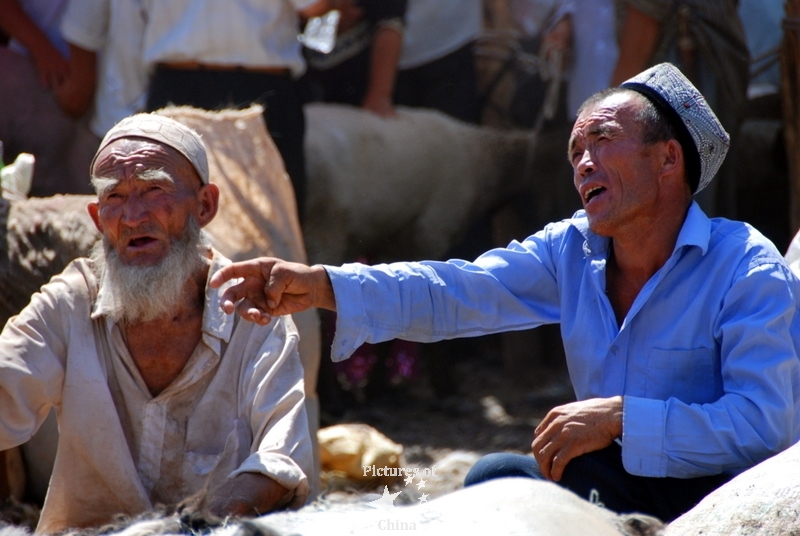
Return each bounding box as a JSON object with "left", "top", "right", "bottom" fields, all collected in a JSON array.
[
  {"left": 92, "top": 137, "right": 196, "bottom": 180},
  {"left": 91, "top": 113, "right": 209, "bottom": 183},
  {"left": 569, "top": 93, "right": 644, "bottom": 146}
]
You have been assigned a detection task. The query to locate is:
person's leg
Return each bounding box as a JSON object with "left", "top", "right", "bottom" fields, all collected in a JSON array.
[
  {"left": 556, "top": 442, "right": 730, "bottom": 522},
  {"left": 465, "top": 444, "right": 730, "bottom": 522},
  {"left": 206, "top": 70, "right": 307, "bottom": 219},
  {"left": 395, "top": 43, "right": 480, "bottom": 123},
  {"left": 464, "top": 452, "right": 544, "bottom": 486},
  {"left": 252, "top": 75, "right": 307, "bottom": 219},
  {"left": 393, "top": 65, "right": 422, "bottom": 108},
  {"left": 146, "top": 67, "right": 223, "bottom": 111}
]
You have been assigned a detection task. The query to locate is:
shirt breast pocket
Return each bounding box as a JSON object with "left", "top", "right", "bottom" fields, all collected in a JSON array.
[{"left": 645, "top": 347, "right": 719, "bottom": 404}]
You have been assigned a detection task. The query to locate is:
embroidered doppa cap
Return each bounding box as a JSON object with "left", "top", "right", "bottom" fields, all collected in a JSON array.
[
  {"left": 621, "top": 63, "right": 729, "bottom": 194},
  {"left": 91, "top": 113, "right": 209, "bottom": 184}
]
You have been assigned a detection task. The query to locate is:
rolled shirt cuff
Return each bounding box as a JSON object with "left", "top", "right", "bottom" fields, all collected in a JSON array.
[
  {"left": 229, "top": 452, "right": 310, "bottom": 509},
  {"left": 621, "top": 395, "right": 667, "bottom": 477},
  {"left": 325, "top": 264, "right": 369, "bottom": 362}
]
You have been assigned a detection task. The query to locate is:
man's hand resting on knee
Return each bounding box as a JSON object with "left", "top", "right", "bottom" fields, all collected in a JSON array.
[
  {"left": 210, "top": 258, "right": 336, "bottom": 324},
  {"left": 532, "top": 396, "right": 623, "bottom": 482}
]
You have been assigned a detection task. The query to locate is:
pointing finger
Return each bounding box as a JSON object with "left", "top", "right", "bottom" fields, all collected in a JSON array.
[
  {"left": 218, "top": 279, "right": 268, "bottom": 314},
  {"left": 210, "top": 258, "right": 276, "bottom": 289}
]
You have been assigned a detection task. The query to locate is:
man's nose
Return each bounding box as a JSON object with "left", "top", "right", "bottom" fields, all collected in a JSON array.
[
  {"left": 576, "top": 150, "right": 594, "bottom": 177},
  {"left": 120, "top": 194, "right": 149, "bottom": 225}
]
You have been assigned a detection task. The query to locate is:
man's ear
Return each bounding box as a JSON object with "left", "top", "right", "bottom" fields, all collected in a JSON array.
[
  {"left": 660, "top": 139, "right": 683, "bottom": 181},
  {"left": 196, "top": 184, "right": 220, "bottom": 227},
  {"left": 87, "top": 202, "right": 103, "bottom": 233}
]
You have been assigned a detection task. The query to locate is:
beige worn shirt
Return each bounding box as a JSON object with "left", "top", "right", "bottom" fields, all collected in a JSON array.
[{"left": 0, "top": 252, "right": 312, "bottom": 534}]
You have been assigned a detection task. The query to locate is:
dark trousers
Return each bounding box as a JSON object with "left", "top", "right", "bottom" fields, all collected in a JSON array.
[
  {"left": 464, "top": 443, "right": 730, "bottom": 522},
  {"left": 394, "top": 42, "right": 480, "bottom": 124},
  {"left": 146, "top": 66, "right": 307, "bottom": 218}
]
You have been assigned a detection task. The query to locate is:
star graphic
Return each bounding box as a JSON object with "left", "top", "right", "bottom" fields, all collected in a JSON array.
[
  {"left": 369, "top": 486, "right": 402, "bottom": 508},
  {"left": 417, "top": 479, "right": 427, "bottom": 490},
  {"left": 404, "top": 474, "right": 414, "bottom": 486},
  {"left": 418, "top": 493, "right": 429, "bottom": 503}
]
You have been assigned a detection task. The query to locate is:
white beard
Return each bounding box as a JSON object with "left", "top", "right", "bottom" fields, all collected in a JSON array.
[{"left": 91, "top": 218, "right": 211, "bottom": 324}]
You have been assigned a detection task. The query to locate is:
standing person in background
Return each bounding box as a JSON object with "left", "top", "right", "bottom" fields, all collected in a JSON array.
[
  {"left": 0, "top": 0, "right": 96, "bottom": 195},
  {"left": 303, "top": 0, "right": 406, "bottom": 117},
  {"left": 58, "top": 0, "right": 148, "bottom": 146},
  {"left": 610, "top": 0, "right": 749, "bottom": 218},
  {"left": 393, "top": 0, "right": 482, "bottom": 123},
  {"left": 0, "top": 0, "right": 69, "bottom": 90},
  {"left": 60, "top": 0, "right": 335, "bottom": 219},
  {"left": 737, "top": 0, "right": 783, "bottom": 96},
  {"left": 540, "top": 0, "right": 619, "bottom": 118}
]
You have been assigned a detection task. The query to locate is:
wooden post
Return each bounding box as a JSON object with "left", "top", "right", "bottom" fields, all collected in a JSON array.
[{"left": 782, "top": 0, "right": 800, "bottom": 232}]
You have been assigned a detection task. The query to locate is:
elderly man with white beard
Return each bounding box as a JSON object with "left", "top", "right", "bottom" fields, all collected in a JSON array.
[{"left": 0, "top": 113, "right": 313, "bottom": 533}]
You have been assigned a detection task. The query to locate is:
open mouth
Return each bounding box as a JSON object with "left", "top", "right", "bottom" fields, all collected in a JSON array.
[
  {"left": 584, "top": 186, "right": 606, "bottom": 203},
  {"left": 127, "top": 236, "right": 157, "bottom": 248}
]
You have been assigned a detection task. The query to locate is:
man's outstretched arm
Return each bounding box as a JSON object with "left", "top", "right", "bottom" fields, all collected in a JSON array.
[{"left": 209, "top": 258, "right": 336, "bottom": 324}]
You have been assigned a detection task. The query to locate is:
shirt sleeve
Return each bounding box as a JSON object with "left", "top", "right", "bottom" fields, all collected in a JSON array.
[
  {"left": 0, "top": 267, "right": 80, "bottom": 449},
  {"left": 60, "top": 0, "right": 109, "bottom": 51},
  {"left": 326, "top": 225, "right": 566, "bottom": 362},
  {"left": 622, "top": 257, "right": 800, "bottom": 478},
  {"left": 230, "top": 315, "right": 313, "bottom": 508}
]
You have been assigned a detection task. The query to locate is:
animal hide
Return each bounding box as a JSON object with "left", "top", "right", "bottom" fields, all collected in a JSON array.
[{"left": 665, "top": 440, "right": 800, "bottom": 535}]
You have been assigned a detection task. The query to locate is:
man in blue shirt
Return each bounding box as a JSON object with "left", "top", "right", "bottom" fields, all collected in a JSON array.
[{"left": 210, "top": 63, "right": 800, "bottom": 521}]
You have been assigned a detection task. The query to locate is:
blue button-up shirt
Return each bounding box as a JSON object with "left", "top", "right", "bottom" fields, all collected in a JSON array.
[{"left": 326, "top": 203, "right": 800, "bottom": 479}]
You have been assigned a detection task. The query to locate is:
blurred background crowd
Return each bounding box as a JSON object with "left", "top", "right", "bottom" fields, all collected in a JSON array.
[{"left": 0, "top": 0, "right": 786, "bottom": 227}]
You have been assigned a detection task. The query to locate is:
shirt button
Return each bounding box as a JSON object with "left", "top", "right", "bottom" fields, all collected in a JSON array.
[{"left": 611, "top": 345, "right": 619, "bottom": 354}]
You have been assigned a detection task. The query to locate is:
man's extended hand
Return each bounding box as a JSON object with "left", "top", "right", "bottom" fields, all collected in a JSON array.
[
  {"left": 532, "top": 396, "right": 622, "bottom": 482},
  {"left": 209, "top": 257, "right": 336, "bottom": 324}
]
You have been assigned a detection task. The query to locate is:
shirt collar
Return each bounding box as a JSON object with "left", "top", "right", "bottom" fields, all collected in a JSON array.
[
  {"left": 91, "top": 275, "right": 114, "bottom": 320},
  {"left": 673, "top": 201, "right": 711, "bottom": 255},
  {"left": 569, "top": 210, "right": 609, "bottom": 257},
  {"left": 90, "top": 248, "right": 236, "bottom": 349},
  {"left": 203, "top": 249, "right": 235, "bottom": 347},
  {"left": 569, "top": 201, "right": 711, "bottom": 257}
]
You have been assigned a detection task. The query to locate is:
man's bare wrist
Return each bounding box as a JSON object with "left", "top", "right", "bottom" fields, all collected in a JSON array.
[{"left": 310, "top": 265, "right": 337, "bottom": 311}]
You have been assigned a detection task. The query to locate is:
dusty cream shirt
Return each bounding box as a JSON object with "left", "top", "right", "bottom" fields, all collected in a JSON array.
[{"left": 0, "top": 251, "right": 312, "bottom": 533}]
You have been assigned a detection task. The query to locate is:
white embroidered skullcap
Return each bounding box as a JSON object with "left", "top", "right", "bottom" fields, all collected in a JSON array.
[
  {"left": 621, "top": 63, "right": 729, "bottom": 194},
  {"left": 91, "top": 113, "right": 209, "bottom": 184}
]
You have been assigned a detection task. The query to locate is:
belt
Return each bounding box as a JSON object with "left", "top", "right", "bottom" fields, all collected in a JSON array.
[{"left": 157, "top": 61, "right": 290, "bottom": 76}]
